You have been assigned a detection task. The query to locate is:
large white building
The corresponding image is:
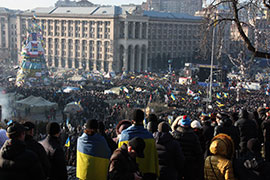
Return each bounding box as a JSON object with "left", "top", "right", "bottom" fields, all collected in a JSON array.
[{"left": 16, "top": 6, "right": 203, "bottom": 72}]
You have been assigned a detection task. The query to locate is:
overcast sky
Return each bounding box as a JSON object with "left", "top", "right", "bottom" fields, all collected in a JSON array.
[{"left": 1, "top": 0, "right": 146, "bottom": 10}]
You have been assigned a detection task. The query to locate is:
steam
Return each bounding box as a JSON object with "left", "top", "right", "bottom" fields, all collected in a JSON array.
[{"left": 0, "top": 92, "right": 14, "bottom": 121}]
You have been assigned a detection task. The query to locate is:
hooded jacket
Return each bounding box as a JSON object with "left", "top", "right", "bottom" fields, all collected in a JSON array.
[
  {"left": 153, "top": 132, "right": 184, "bottom": 180},
  {"left": 108, "top": 143, "right": 140, "bottom": 180},
  {"left": 204, "top": 134, "right": 235, "bottom": 180},
  {"left": 0, "top": 139, "right": 45, "bottom": 180},
  {"left": 172, "top": 126, "right": 203, "bottom": 180},
  {"left": 235, "top": 111, "right": 258, "bottom": 153}
]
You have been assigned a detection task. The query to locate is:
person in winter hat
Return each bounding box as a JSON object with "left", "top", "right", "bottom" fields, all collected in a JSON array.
[
  {"left": 191, "top": 120, "right": 205, "bottom": 155},
  {"left": 204, "top": 133, "right": 235, "bottom": 180},
  {"left": 153, "top": 122, "right": 184, "bottom": 180},
  {"left": 172, "top": 115, "right": 203, "bottom": 180}
]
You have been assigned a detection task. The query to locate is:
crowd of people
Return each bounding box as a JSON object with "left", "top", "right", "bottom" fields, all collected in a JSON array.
[
  {"left": 0, "top": 106, "right": 270, "bottom": 180},
  {"left": 0, "top": 69, "right": 270, "bottom": 179}
]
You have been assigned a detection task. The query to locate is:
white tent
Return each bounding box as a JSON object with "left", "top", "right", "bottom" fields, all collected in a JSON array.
[
  {"left": 67, "top": 75, "right": 86, "bottom": 82},
  {"left": 16, "top": 95, "right": 58, "bottom": 113},
  {"left": 104, "top": 87, "right": 121, "bottom": 95}
]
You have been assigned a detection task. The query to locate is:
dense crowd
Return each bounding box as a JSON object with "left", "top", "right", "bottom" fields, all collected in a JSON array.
[{"left": 0, "top": 70, "right": 270, "bottom": 179}]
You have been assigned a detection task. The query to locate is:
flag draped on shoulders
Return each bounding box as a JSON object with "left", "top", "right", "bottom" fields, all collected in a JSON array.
[
  {"left": 118, "top": 125, "right": 160, "bottom": 177},
  {"left": 77, "top": 133, "right": 111, "bottom": 180}
]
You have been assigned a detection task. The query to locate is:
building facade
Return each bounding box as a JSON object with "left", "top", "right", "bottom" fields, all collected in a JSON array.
[
  {"left": 144, "top": 0, "right": 203, "bottom": 15},
  {"left": 0, "top": 8, "right": 19, "bottom": 64},
  {"left": 16, "top": 6, "right": 203, "bottom": 72}
]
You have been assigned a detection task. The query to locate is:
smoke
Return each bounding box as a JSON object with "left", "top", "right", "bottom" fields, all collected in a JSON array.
[{"left": 0, "top": 91, "right": 14, "bottom": 121}]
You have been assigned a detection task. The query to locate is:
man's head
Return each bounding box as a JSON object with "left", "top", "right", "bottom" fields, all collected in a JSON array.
[
  {"left": 23, "top": 121, "right": 35, "bottom": 137},
  {"left": 132, "top": 109, "right": 144, "bottom": 125},
  {"left": 46, "top": 122, "right": 61, "bottom": 137},
  {"left": 158, "top": 121, "right": 171, "bottom": 133},
  {"left": 128, "top": 137, "right": 145, "bottom": 158},
  {"left": 6, "top": 122, "right": 28, "bottom": 141},
  {"left": 85, "top": 119, "right": 98, "bottom": 135}
]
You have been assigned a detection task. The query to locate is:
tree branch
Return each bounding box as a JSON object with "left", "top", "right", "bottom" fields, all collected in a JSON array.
[
  {"left": 263, "top": 0, "right": 270, "bottom": 9},
  {"left": 232, "top": 0, "right": 270, "bottom": 59}
]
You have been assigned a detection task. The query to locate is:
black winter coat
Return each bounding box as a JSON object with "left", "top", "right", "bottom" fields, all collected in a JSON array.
[
  {"left": 25, "top": 134, "right": 51, "bottom": 177},
  {"left": 214, "top": 119, "right": 240, "bottom": 150},
  {"left": 172, "top": 127, "right": 203, "bottom": 180},
  {"left": 40, "top": 135, "right": 68, "bottom": 180},
  {"left": 0, "top": 139, "right": 45, "bottom": 180},
  {"left": 235, "top": 118, "right": 258, "bottom": 153},
  {"left": 202, "top": 122, "right": 214, "bottom": 158},
  {"left": 153, "top": 132, "right": 184, "bottom": 180}
]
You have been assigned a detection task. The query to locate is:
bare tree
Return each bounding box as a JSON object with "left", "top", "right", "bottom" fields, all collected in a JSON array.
[{"left": 205, "top": 0, "right": 270, "bottom": 59}]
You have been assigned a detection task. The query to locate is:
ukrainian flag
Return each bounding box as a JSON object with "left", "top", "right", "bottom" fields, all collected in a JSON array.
[
  {"left": 119, "top": 125, "right": 160, "bottom": 177},
  {"left": 216, "top": 93, "right": 221, "bottom": 99},
  {"left": 224, "top": 92, "right": 228, "bottom": 98},
  {"left": 77, "top": 133, "right": 111, "bottom": 180},
  {"left": 170, "top": 93, "right": 176, "bottom": 101},
  {"left": 65, "top": 137, "right": 70, "bottom": 147}
]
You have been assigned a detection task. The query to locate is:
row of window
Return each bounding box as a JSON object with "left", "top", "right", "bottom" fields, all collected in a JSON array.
[
  {"left": 149, "top": 23, "right": 200, "bottom": 30},
  {"left": 47, "top": 58, "right": 111, "bottom": 71},
  {"left": 46, "top": 48, "right": 110, "bottom": 59}
]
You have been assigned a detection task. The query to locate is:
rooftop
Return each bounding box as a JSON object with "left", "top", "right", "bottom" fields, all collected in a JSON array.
[
  {"left": 25, "top": 6, "right": 203, "bottom": 20},
  {"left": 143, "top": 11, "right": 202, "bottom": 20}
]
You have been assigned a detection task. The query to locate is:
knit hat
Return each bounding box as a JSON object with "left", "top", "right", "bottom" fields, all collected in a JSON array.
[
  {"left": 23, "top": 121, "right": 35, "bottom": 130},
  {"left": 129, "top": 137, "right": 145, "bottom": 158},
  {"left": 46, "top": 122, "right": 61, "bottom": 136},
  {"left": 191, "top": 120, "right": 202, "bottom": 129},
  {"left": 86, "top": 119, "right": 98, "bottom": 130},
  {"left": 178, "top": 115, "right": 191, "bottom": 127},
  {"left": 7, "top": 122, "right": 28, "bottom": 137},
  {"left": 158, "top": 121, "right": 171, "bottom": 133}
]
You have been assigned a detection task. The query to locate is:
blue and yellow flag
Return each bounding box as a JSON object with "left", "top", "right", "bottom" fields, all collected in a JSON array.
[
  {"left": 224, "top": 92, "right": 228, "bottom": 98},
  {"left": 216, "top": 93, "right": 221, "bottom": 99},
  {"left": 216, "top": 100, "right": 224, "bottom": 107},
  {"left": 77, "top": 133, "right": 111, "bottom": 180},
  {"left": 119, "top": 125, "right": 160, "bottom": 177},
  {"left": 65, "top": 137, "right": 70, "bottom": 147},
  {"left": 170, "top": 93, "right": 176, "bottom": 101}
]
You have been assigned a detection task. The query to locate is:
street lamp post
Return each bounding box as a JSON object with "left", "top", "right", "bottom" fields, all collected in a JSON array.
[
  {"left": 168, "top": 59, "right": 173, "bottom": 73},
  {"left": 208, "top": 25, "right": 216, "bottom": 102}
]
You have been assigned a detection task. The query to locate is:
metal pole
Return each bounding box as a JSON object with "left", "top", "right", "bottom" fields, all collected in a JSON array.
[{"left": 209, "top": 25, "right": 216, "bottom": 102}]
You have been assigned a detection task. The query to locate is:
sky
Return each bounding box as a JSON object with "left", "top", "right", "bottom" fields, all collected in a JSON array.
[{"left": 0, "top": 0, "right": 146, "bottom": 10}]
